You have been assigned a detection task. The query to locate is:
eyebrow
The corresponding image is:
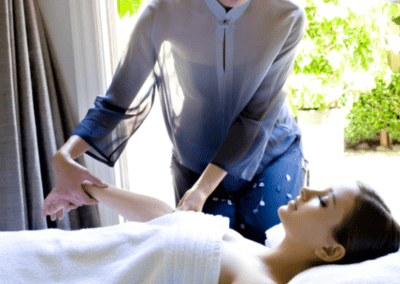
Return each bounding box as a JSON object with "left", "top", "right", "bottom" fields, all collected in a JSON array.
[{"left": 329, "top": 188, "right": 336, "bottom": 208}]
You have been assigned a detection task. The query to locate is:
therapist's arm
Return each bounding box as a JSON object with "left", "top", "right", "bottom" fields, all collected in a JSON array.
[
  {"left": 176, "top": 163, "right": 227, "bottom": 212},
  {"left": 84, "top": 184, "right": 174, "bottom": 222},
  {"left": 51, "top": 135, "right": 107, "bottom": 204}
]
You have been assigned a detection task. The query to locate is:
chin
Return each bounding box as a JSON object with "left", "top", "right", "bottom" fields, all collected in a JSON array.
[
  {"left": 278, "top": 204, "right": 287, "bottom": 211},
  {"left": 277, "top": 205, "right": 286, "bottom": 218}
]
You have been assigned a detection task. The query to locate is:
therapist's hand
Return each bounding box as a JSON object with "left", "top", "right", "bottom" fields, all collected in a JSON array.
[
  {"left": 42, "top": 151, "right": 106, "bottom": 219},
  {"left": 176, "top": 187, "right": 208, "bottom": 212},
  {"left": 176, "top": 163, "right": 227, "bottom": 212}
]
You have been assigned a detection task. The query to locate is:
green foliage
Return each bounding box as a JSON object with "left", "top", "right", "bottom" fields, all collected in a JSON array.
[
  {"left": 345, "top": 71, "right": 400, "bottom": 145},
  {"left": 287, "top": 0, "right": 400, "bottom": 114},
  {"left": 389, "top": 4, "right": 400, "bottom": 26},
  {"left": 117, "top": 0, "right": 143, "bottom": 19}
]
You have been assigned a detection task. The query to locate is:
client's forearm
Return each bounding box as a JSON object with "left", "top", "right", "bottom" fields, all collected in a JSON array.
[{"left": 83, "top": 184, "right": 174, "bottom": 222}]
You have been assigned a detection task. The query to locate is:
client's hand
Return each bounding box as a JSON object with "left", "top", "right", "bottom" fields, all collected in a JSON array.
[
  {"left": 176, "top": 188, "right": 207, "bottom": 212},
  {"left": 42, "top": 186, "right": 99, "bottom": 221},
  {"left": 42, "top": 188, "right": 79, "bottom": 221},
  {"left": 43, "top": 151, "right": 106, "bottom": 220}
]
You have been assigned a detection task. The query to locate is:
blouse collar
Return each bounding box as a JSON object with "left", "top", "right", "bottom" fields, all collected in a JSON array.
[{"left": 205, "top": 0, "right": 251, "bottom": 25}]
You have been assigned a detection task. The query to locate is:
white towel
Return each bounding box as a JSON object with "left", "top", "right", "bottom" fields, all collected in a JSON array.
[
  {"left": 0, "top": 211, "right": 229, "bottom": 284},
  {"left": 265, "top": 223, "right": 285, "bottom": 249}
]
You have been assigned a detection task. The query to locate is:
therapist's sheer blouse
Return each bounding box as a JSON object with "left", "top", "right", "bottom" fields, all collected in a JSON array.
[{"left": 72, "top": 0, "right": 307, "bottom": 186}]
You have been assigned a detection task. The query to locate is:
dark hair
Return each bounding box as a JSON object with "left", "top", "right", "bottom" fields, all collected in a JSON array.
[{"left": 332, "top": 181, "right": 400, "bottom": 265}]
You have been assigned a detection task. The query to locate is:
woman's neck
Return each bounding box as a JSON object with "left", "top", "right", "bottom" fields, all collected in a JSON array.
[
  {"left": 217, "top": 0, "right": 233, "bottom": 12},
  {"left": 262, "top": 239, "right": 317, "bottom": 284}
]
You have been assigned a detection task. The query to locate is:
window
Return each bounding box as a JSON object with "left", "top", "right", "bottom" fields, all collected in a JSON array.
[
  {"left": 114, "top": 5, "right": 175, "bottom": 210},
  {"left": 69, "top": 0, "right": 174, "bottom": 226}
]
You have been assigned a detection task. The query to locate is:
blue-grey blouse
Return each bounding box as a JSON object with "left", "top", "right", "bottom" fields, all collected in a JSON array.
[{"left": 71, "top": 0, "right": 307, "bottom": 190}]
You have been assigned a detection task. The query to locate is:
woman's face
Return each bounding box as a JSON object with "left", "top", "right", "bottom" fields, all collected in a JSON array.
[
  {"left": 217, "top": 0, "right": 250, "bottom": 9},
  {"left": 278, "top": 184, "right": 359, "bottom": 248}
]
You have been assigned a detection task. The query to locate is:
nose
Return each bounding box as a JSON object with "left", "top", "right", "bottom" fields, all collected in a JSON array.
[
  {"left": 300, "top": 187, "right": 319, "bottom": 201},
  {"left": 300, "top": 187, "right": 308, "bottom": 200}
]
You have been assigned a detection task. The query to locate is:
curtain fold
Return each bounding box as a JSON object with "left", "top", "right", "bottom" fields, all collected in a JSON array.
[{"left": 0, "top": 0, "right": 101, "bottom": 231}]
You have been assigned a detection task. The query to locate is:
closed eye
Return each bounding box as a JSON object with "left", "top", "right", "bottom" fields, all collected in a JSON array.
[{"left": 318, "top": 196, "right": 327, "bottom": 208}]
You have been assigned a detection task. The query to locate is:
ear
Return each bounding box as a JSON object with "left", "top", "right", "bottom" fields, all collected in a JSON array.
[{"left": 315, "top": 244, "right": 346, "bottom": 262}]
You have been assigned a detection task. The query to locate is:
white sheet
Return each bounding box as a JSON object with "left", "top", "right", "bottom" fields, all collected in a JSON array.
[
  {"left": 266, "top": 223, "right": 400, "bottom": 284},
  {"left": 0, "top": 211, "right": 229, "bottom": 284}
]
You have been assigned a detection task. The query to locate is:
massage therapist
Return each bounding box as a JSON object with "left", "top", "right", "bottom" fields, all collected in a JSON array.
[{"left": 44, "top": 0, "right": 307, "bottom": 244}]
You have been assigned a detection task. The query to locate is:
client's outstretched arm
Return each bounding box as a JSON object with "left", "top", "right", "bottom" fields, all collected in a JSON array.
[{"left": 83, "top": 184, "right": 174, "bottom": 222}]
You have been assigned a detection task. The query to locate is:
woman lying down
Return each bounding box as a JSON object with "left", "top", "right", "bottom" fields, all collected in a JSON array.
[{"left": 2, "top": 182, "right": 400, "bottom": 284}]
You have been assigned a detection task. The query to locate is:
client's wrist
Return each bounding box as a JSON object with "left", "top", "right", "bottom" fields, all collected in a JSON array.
[{"left": 82, "top": 184, "right": 99, "bottom": 200}]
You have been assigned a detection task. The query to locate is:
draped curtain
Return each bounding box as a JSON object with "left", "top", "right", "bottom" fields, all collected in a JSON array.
[{"left": 0, "top": 0, "right": 101, "bottom": 230}]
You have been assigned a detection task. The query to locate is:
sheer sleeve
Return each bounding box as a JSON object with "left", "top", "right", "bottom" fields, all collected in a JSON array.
[
  {"left": 211, "top": 9, "right": 306, "bottom": 181},
  {"left": 71, "top": 0, "right": 159, "bottom": 166}
]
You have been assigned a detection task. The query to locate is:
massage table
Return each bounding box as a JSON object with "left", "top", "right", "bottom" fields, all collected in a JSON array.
[{"left": 0, "top": 212, "right": 399, "bottom": 283}]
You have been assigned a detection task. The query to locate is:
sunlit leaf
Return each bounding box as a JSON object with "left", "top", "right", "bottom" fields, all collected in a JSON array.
[
  {"left": 392, "top": 15, "right": 400, "bottom": 26},
  {"left": 117, "top": 0, "right": 144, "bottom": 19},
  {"left": 388, "top": 4, "right": 400, "bottom": 18}
]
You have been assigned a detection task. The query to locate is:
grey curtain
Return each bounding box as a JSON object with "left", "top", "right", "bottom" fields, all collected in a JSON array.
[{"left": 0, "top": 0, "right": 101, "bottom": 230}]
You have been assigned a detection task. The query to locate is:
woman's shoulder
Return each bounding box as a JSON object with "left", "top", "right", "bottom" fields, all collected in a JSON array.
[
  {"left": 250, "top": 0, "right": 306, "bottom": 25},
  {"left": 220, "top": 230, "right": 275, "bottom": 284},
  {"left": 223, "top": 228, "right": 270, "bottom": 256}
]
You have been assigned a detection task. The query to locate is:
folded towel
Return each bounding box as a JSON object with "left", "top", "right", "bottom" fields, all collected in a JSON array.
[
  {"left": 265, "top": 223, "right": 400, "bottom": 284},
  {"left": 0, "top": 211, "right": 229, "bottom": 284},
  {"left": 289, "top": 250, "right": 400, "bottom": 284},
  {"left": 265, "top": 223, "right": 285, "bottom": 248}
]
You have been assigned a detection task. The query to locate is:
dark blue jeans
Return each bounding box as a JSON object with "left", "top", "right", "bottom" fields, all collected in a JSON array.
[{"left": 171, "top": 137, "right": 307, "bottom": 245}]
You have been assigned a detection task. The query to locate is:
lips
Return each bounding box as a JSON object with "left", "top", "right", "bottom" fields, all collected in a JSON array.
[
  {"left": 294, "top": 197, "right": 299, "bottom": 211},
  {"left": 288, "top": 199, "right": 296, "bottom": 211}
]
